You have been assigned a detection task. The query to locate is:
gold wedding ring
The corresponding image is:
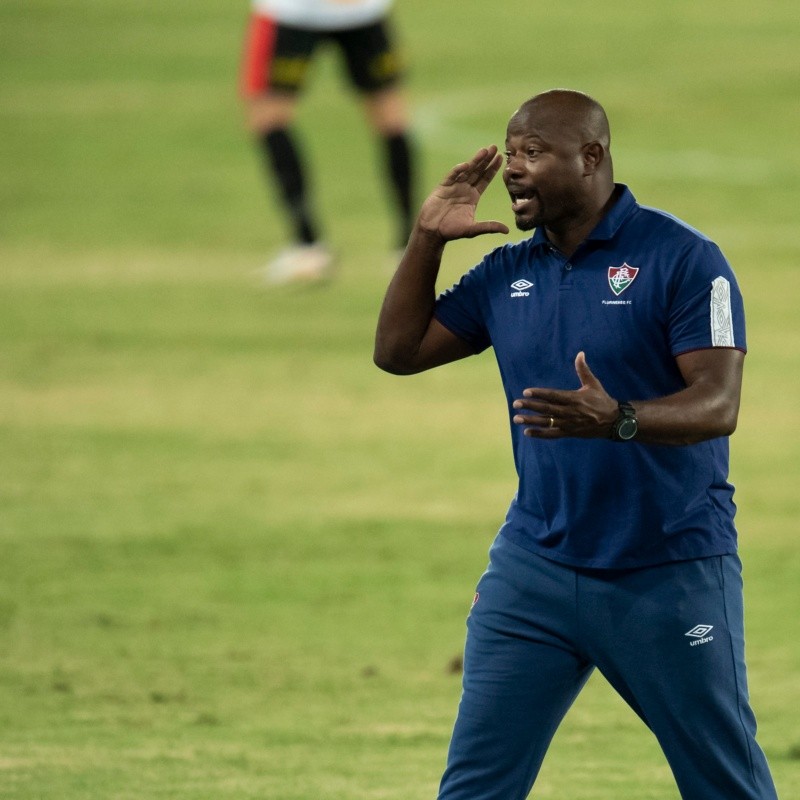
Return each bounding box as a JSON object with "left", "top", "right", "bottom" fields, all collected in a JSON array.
[{"left": 548, "top": 416, "right": 555, "bottom": 428}]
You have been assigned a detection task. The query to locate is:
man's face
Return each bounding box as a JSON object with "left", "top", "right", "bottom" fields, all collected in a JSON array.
[{"left": 502, "top": 107, "right": 589, "bottom": 232}]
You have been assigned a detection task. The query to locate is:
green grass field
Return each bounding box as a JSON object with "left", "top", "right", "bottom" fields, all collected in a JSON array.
[{"left": 1, "top": 1, "right": 799, "bottom": 797}]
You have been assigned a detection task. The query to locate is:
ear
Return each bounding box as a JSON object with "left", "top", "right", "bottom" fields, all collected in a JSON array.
[{"left": 582, "top": 141, "right": 605, "bottom": 176}]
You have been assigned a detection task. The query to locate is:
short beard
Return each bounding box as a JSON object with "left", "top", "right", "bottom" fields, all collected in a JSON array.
[{"left": 514, "top": 216, "right": 538, "bottom": 232}]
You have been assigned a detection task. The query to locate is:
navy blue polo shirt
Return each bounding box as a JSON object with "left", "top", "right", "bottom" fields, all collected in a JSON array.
[{"left": 434, "top": 185, "right": 746, "bottom": 569}]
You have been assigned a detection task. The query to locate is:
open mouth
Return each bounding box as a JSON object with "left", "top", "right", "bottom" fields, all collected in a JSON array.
[
  {"left": 508, "top": 189, "right": 536, "bottom": 212},
  {"left": 508, "top": 186, "right": 536, "bottom": 213}
]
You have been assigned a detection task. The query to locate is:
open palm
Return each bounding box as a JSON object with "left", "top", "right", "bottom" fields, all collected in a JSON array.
[{"left": 418, "top": 146, "right": 509, "bottom": 241}]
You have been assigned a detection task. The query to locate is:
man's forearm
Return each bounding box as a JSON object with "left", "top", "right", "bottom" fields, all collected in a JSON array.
[{"left": 373, "top": 225, "right": 446, "bottom": 374}]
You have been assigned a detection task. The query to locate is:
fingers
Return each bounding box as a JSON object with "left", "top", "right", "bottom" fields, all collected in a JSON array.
[
  {"left": 512, "top": 404, "right": 557, "bottom": 426},
  {"left": 444, "top": 146, "right": 501, "bottom": 188},
  {"left": 512, "top": 411, "right": 556, "bottom": 427},
  {"left": 465, "top": 145, "right": 500, "bottom": 179},
  {"left": 574, "top": 351, "right": 600, "bottom": 388},
  {"left": 512, "top": 411, "right": 561, "bottom": 438},
  {"left": 516, "top": 390, "right": 570, "bottom": 407},
  {"left": 473, "top": 152, "right": 504, "bottom": 194},
  {"left": 463, "top": 220, "right": 511, "bottom": 238}
]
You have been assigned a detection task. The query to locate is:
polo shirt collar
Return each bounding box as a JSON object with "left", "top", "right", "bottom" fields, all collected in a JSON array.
[{"left": 530, "top": 184, "right": 637, "bottom": 249}]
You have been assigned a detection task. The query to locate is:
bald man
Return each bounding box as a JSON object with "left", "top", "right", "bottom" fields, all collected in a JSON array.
[{"left": 374, "top": 90, "right": 778, "bottom": 799}]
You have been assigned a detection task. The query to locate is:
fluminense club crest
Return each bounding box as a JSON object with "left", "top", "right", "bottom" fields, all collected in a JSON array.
[{"left": 608, "top": 263, "right": 639, "bottom": 296}]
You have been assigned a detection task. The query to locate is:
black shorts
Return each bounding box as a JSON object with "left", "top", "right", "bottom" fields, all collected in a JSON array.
[{"left": 240, "top": 15, "right": 404, "bottom": 97}]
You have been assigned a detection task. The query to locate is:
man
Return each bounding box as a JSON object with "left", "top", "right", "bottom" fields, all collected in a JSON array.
[
  {"left": 240, "top": 0, "right": 415, "bottom": 284},
  {"left": 374, "top": 89, "right": 778, "bottom": 799}
]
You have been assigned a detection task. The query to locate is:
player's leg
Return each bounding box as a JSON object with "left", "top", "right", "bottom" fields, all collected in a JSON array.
[
  {"left": 336, "top": 20, "right": 416, "bottom": 251},
  {"left": 240, "top": 15, "right": 332, "bottom": 282},
  {"left": 438, "top": 536, "right": 593, "bottom": 800},
  {"left": 252, "top": 96, "right": 317, "bottom": 246},
  {"left": 363, "top": 88, "right": 414, "bottom": 249},
  {"left": 583, "top": 556, "right": 778, "bottom": 800}
]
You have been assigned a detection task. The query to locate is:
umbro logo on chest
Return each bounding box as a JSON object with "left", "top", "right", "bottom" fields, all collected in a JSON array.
[{"left": 509, "top": 279, "right": 533, "bottom": 298}]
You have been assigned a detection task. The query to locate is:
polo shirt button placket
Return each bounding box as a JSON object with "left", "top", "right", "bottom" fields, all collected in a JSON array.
[{"left": 559, "top": 260, "right": 575, "bottom": 290}]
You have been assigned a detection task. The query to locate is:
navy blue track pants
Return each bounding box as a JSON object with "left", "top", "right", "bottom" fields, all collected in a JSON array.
[{"left": 438, "top": 534, "right": 778, "bottom": 800}]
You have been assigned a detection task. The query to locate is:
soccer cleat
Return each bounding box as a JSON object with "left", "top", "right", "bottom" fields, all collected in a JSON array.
[{"left": 261, "top": 243, "right": 334, "bottom": 285}]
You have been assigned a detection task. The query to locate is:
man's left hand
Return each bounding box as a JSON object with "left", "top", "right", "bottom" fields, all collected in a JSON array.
[{"left": 512, "top": 352, "right": 619, "bottom": 438}]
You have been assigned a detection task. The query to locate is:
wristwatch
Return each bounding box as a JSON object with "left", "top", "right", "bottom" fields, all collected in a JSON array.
[{"left": 611, "top": 402, "right": 638, "bottom": 441}]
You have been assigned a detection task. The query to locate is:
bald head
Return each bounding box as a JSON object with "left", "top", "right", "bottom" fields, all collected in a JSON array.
[{"left": 513, "top": 89, "right": 611, "bottom": 151}]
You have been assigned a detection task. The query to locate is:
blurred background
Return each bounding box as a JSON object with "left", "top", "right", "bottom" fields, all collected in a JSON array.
[{"left": 1, "top": 1, "right": 798, "bottom": 797}]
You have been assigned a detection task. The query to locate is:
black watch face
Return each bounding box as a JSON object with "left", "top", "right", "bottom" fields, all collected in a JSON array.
[{"left": 617, "top": 418, "right": 638, "bottom": 440}]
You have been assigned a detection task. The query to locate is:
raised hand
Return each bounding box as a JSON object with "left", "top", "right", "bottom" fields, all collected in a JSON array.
[
  {"left": 417, "top": 146, "right": 510, "bottom": 242},
  {"left": 512, "top": 352, "right": 618, "bottom": 438}
]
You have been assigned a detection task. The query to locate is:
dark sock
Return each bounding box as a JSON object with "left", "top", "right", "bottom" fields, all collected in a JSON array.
[
  {"left": 383, "top": 132, "right": 415, "bottom": 248},
  {"left": 259, "top": 128, "right": 318, "bottom": 245}
]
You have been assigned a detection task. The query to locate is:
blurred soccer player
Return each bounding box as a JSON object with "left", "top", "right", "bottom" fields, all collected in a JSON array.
[
  {"left": 374, "top": 89, "right": 779, "bottom": 799},
  {"left": 240, "top": 0, "right": 416, "bottom": 284}
]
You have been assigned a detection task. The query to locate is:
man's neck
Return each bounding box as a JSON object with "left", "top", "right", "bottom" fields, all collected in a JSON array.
[{"left": 546, "top": 186, "right": 617, "bottom": 258}]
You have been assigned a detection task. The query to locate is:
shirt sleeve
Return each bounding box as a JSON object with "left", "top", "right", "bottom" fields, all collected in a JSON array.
[
  {"left": 433, "top": 259, "right": 492, "bottom": 354},
  {"left": 668, "top": 239, "right": 747, "bottom": 356}
]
